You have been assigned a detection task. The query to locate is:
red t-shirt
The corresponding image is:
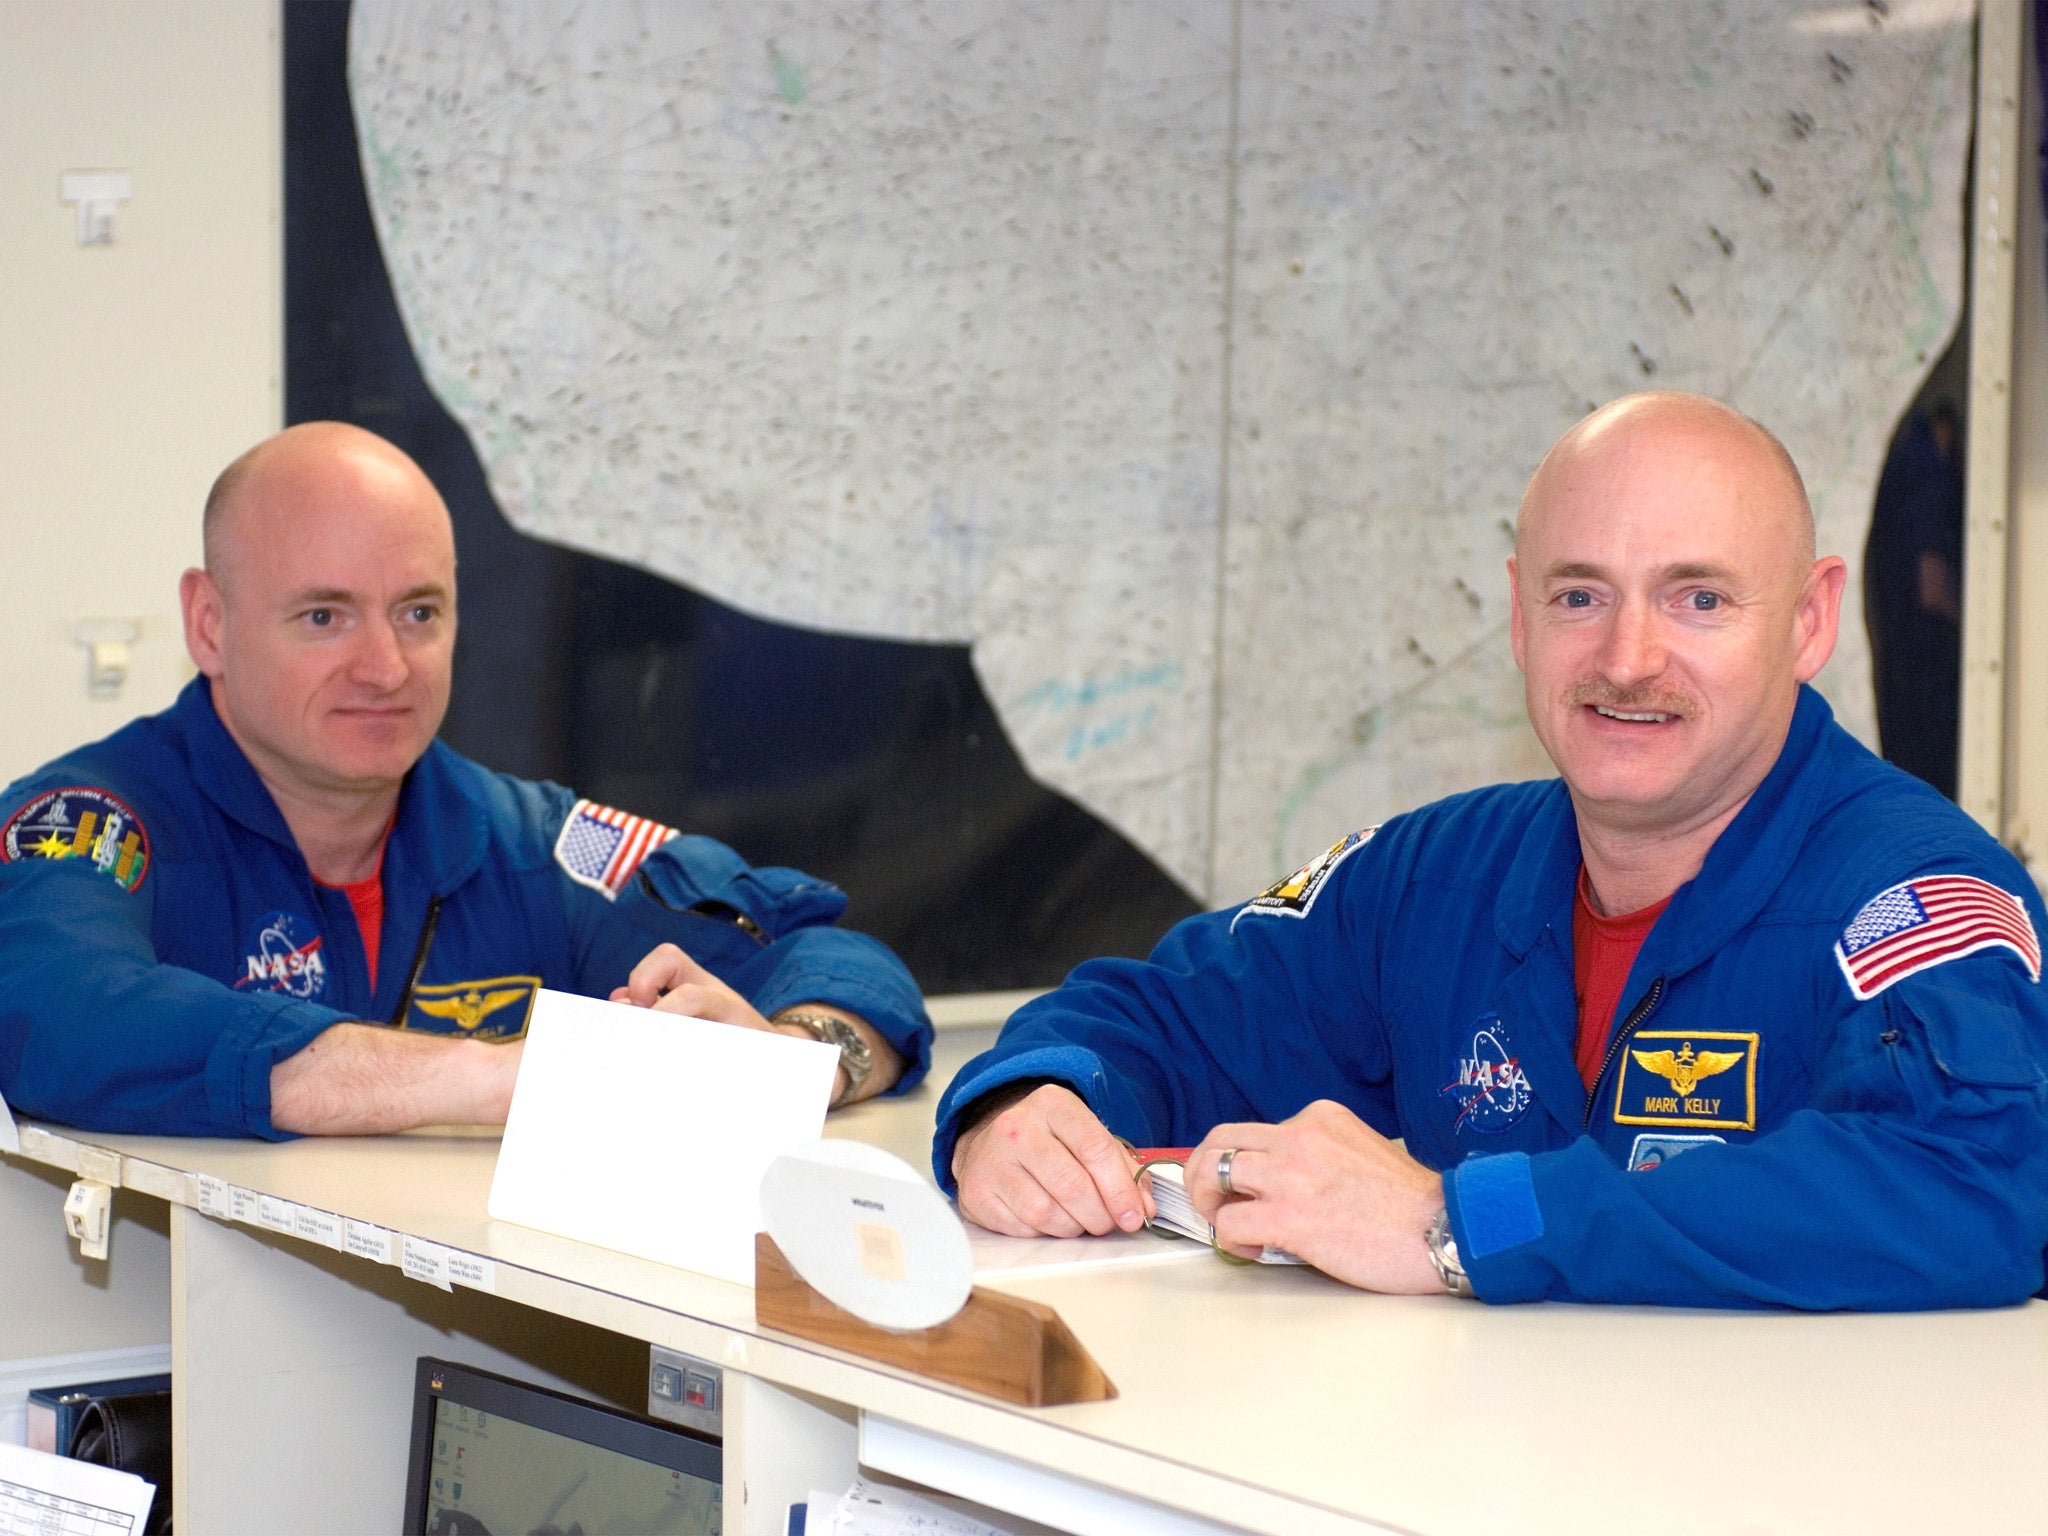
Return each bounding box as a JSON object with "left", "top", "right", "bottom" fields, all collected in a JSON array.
[
  {"left": 315, "top": 836, "right": 390, "bottom": 991},
  {"left": 1572, "top": 866, "right": 1670, "bottom": 1088}
]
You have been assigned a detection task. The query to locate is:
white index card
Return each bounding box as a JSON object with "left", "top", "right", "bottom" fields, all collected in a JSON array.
[
  {"left": 0, "top": 1440, "right": 154, "bottom": 1536},
  {"left": 488, "top": 988, "right": 838, "bottom": 1285},
  {"left": 195, "top": 1174, "right": 232, "bottom": 1219}
]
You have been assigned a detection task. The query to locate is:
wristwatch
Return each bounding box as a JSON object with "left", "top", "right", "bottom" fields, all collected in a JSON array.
[
  {"left": 1425, "top": 1208, "right": 1476, "bottom": 1299},
  {"left": 773, "top": 1010, "right": 874, "bottom": 1107}
]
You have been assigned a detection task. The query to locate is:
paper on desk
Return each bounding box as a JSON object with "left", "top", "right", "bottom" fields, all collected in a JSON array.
[
  {"left": 488, "top": 988, "right": 840, "bottom": 1285},
  {"left": 0, "top": 1440, "right": 155, "bottom": 1535},
  {"left": 0, "top": 1084, "right": 17, "bottom": 1154},
  {"left": 818, "top": 1477, "right": 1017, "bottom": 1536}
]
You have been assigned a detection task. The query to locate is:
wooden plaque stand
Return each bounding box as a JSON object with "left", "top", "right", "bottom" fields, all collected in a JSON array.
[{"left": 754, "top": 1233, "right": 1116, "bottom": 1407}]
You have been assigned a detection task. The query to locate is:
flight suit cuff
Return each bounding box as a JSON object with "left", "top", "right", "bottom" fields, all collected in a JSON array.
[
  {"left": 930, "top": 1045, "right": 1106, "bottom": 1193},
  {"left": 1444, "top": 1150, "right": 1549, "bottom": 1303},
  {"left": 750, "top": 967, "right": 934, "bottom": 1095},
  {"left": 210, "top": 999, "right": 351, "bottom": 1141}
]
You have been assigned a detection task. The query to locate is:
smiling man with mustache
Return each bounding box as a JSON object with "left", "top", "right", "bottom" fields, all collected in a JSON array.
[{"left": 935, "top": 392, "right": 2048, "bottom": 1309}]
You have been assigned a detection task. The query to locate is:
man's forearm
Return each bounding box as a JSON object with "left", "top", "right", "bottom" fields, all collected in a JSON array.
[{"left": 270, "top": 1023, "right": 522, "bottom": 1135}]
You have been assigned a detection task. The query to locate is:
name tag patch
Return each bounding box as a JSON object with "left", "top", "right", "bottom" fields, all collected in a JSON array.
[
  {"left": 1613, "top": 1031, "right": 1758, "bottom": 1131},
  {"left": 405, "top": 975, "right": 540, "bottom": 1040}
]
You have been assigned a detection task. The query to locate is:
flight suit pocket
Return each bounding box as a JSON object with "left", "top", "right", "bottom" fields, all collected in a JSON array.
[
  {"left": 1893, "top": 979, "right": 2047, "bottom": 1089},
  {"left": 634, "top": 834, "right": 849, "bottom": 938}
]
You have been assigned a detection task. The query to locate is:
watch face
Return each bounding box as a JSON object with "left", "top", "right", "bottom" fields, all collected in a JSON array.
[
  {"left": 785, "top": 1012, "right": 872, "bottom": 1086},
  {"left": 828, "top": 1019, "right": 874, "bottom": 1075}
]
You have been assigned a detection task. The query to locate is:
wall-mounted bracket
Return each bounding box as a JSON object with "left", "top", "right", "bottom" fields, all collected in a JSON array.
[
  {"left": 59, "top": 170, "right": 133, "bottom": 246},
  {"left": 63, "top": 1180, "right": 112, "bottom": 1260},
  {"left": 74, "top": 619, "right": 140, "bottom": 699}
]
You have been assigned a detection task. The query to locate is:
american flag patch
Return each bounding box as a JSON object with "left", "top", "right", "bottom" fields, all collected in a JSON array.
[
  {"left": 552, "top": 799, "right": 678, "bottom": 900},
  {"left": 1835, "top": 875, "right": 2042, "bottom": 1001}
]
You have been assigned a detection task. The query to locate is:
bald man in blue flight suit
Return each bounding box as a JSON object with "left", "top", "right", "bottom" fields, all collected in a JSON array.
[
  {"left": 938, "top": 392, "right": 2048, "bottom": 1310},
  {"left": 0, "top": 423, "right": 930, "bottom": 1139}
]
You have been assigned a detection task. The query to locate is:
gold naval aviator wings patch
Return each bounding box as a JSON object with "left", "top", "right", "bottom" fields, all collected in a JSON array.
[
  {"left": 405, "top": 975, "right": 541, "bottom": 1041},
  {"left": 1612, "top": 1030, "right": 1759, "bottom": 1131}
]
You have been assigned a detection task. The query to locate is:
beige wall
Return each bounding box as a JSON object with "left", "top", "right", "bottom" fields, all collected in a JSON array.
[{"left": 0, "top": 0, "right": 280, "bottom": 785}]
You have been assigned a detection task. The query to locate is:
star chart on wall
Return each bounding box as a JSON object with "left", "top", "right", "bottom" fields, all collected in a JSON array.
[{"left": 350, "top": 0, "right": 1973, "bottom": 901}]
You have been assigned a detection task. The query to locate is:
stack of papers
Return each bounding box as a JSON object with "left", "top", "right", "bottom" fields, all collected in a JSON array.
[
  {"left": 1138, "top": 1158, "right": 1307, "bottom": 1267},
  {"left": 799, "top": 1478, "right": 1015, "bottom": 1535},
  {"left": 0, "top": 1441, "right": 155, "bottom": 1536}
]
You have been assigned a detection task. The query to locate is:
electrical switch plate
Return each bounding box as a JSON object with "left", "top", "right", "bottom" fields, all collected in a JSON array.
[{"left": 647, "top": 1347, "right": 722, "bottom": 1439}]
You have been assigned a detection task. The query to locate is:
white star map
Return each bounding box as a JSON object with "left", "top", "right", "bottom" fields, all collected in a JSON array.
[{"left": 350, "top": 0, "right": 1973, "bottom": 901}]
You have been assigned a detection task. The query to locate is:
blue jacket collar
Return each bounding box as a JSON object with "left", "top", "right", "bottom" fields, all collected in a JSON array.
[
  {"left": 1492, "top": 684, "right": 1838, "bottom": 967},
  {"left": 171, "top": 678, "right": 300, "bottom": 850},
  {"left": 169, "top": 677, "right": 489, "bottom": 895}
]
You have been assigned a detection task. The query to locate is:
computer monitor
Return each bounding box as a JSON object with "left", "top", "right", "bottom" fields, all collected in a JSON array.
[{"left": 401, "top": 1357, "right": 723, "bottom": 1536}]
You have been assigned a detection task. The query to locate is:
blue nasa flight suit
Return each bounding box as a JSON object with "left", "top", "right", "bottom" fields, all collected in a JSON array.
[
  {"left": 0, "top": 679, "right": 931, "bottom": 1139},
  {"left": 934, "top": 687, "right": 2048, "bottom": 1309}
]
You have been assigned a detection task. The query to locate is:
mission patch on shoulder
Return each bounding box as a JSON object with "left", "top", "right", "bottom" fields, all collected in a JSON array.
[
  {"left": 0, "top": 786, "right": 150, "bottom": 892},
  {"left": 1231, "top": 826, "right": 1377, "bottom": 929}
]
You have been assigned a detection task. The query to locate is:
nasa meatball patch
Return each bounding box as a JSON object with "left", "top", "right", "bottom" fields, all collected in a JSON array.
[
  {"left": 233, "top": 911, "right": 328, "bottom": 1000},
  {"left": 0, "top": 786, "right": 150, "bottom": 891},
  {"left": 1440, "top": 1015, "right": 1533, "bottom": 1133}
]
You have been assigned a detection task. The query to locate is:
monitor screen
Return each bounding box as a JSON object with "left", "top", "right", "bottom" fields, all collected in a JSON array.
[{"left": 402, "top": 1357, "right": 722, "bottom": 1536}]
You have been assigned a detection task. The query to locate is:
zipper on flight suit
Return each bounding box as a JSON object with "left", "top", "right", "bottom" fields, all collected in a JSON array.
[
  {"left": 635, "top": 870, "right": 769, "bottom": 946},
  {"left": 389, "top": 896, "right": 443, "bottom": 1026},
  {"left": 1584, "top": 975, "right": 1665, "bottom": 1129}
]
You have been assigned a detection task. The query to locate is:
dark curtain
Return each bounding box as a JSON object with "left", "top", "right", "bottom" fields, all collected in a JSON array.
[{"left": 284, "top": 1, "right": 1197, "bottom": 990}]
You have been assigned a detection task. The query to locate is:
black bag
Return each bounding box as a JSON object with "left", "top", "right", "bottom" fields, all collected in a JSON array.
[{"left": 69, "top": 1388, "right": 172, "bottom": 1536}]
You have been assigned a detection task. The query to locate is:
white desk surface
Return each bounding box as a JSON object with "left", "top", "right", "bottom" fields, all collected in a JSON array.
[{"left": 8, "top": 1026, "right": 2047, "bottom": 1536}]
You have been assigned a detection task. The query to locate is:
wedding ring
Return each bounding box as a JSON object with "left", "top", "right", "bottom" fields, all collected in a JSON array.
[{"left": 1217, "top": 1147, "right": 1239, "bottom": 1197}]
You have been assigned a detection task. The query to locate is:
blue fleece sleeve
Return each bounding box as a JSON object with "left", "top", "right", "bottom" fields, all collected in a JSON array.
[
  {"left": 933, "top": 843, "right": 1400, "bottom": 1190},
  {"left": 1446, "top": 960, "right": 2048, "bottom": 1309},
  {"left": 0, "top": 860, "right": 346, "bottom": 1139},
  {"left": 563, "top": 827, "right": 932, "bottom": 1093}
]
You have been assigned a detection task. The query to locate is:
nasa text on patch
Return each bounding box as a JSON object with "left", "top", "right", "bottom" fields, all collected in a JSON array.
[
  {"left": 553, "top": 798, "right": 678, "bottom": 900},
  {"left": 1440, "top": 1015, "right": 1533, "bottom": 1133},
  {"left": 404, "top": 976, "right": 540, "bottom": 1041},
  {"left": 1613, "top": 1030, "right": 1758, "bottom": 1131},
  {"left": 0, "top": 786, "right": 150, "bottom": 891},
  {"left": 1231, "top": 826, "right": 1377, "bottom": 930},
  {"left": 233, "top": 911, "right": 328, "bottom": 1000},
  {"left": 1835, "top": 875, "right": 2041, "bottom": 1000}
]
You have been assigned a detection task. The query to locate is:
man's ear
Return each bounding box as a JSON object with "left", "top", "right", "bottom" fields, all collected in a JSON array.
[
  {"left": 1507, "top": 555, "right": 1526, "bottom": 671},
  {"left": 1791, "top": 555, "right": 1848, "bottom": 684},
  {"left": 180, "top": 568, "right": 226, "bottom": 679}
]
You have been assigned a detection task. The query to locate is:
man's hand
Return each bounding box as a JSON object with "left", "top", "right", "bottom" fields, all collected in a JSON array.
[
  {"left": 613, "top": 942, "right": 776, "bottom": 1030},
  {"left": 951, "top": 1083, "right": 1155, "bottom": 1238},
  {"left": 1184, "top": 1100, "right": 1446, "bottom": 1294},
  {"left": 612, "top": 943, "right": 903, "bottom": 1106}
]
